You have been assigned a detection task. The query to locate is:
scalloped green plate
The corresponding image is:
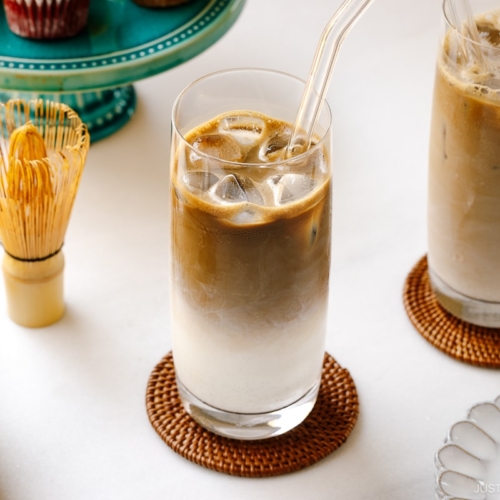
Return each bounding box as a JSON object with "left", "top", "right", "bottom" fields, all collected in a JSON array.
[{"left": 0, "top": 0, "right": 245, "bottom": 141}]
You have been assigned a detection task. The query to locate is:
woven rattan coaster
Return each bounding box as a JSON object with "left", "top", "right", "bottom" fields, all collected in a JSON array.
[
  {"left": 403, "top": 255, "right": 500, "bottom": 368},
  {"left": 146, "top": 351, "right": 359, "bottom": 477}
]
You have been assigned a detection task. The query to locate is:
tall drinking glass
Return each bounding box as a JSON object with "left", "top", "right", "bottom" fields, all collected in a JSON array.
[
  {"left": 428, "top": 0, "right": 500, "bottom": 327},
  {"left": 169, "top": 68, "right": 332, "bottom": 439}
]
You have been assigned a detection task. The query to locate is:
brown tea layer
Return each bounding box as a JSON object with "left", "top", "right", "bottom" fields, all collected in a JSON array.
[
  {"left": 146, "top": 351, "right": 359, "bottom": 477},
  {"left": 403, "top": 255, "right": 500, "bottom": 368}
]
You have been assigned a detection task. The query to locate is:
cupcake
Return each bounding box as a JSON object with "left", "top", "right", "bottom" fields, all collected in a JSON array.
[
  {"left": 3, "top": 0, "right": 91, "bottom": 39},
  {"left": 132, "top": 0, "right": 191, "bottom": 7}
]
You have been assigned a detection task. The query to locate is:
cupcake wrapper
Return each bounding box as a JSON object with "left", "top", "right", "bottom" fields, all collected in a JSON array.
[{"left": 4, "top": 0, "right": 90, "bottom": 39}]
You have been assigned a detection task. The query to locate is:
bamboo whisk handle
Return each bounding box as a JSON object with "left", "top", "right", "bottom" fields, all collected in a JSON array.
[{"left": 2, "top": 251, "right": 65, "bottom": 328}]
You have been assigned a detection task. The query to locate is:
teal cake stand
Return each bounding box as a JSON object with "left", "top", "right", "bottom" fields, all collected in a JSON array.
[{"left": 0, "top": 0, "right": 245, "bottom": 142}]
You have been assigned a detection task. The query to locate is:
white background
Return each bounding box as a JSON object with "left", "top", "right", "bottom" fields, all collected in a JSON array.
[{"left": 1, "top": 0, "right": 500, "bottom": 498}]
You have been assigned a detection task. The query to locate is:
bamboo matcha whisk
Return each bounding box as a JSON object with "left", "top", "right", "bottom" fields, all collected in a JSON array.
[{"left": 0, "top": 99, "right": 90, "bottom": 328}]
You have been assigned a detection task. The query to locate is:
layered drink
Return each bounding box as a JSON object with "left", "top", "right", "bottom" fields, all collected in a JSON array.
[
  {"left": 428, "top": 4, "right": 500, "bottom": 325},
  {"left": 170, "top": 94, "right": 331, "bottom": 437}
]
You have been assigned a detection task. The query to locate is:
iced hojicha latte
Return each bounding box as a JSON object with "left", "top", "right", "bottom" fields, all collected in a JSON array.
[
  {"left": 428, "top": 4, "right": 500, "bottom": 326},
  {"left": 170, "top": 103, "right": 331, "bottom": 437}
]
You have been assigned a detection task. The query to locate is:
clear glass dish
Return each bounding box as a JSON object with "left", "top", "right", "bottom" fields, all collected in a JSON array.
[{"left": 435, "top": 396, "right": 500, "bottom": 500}]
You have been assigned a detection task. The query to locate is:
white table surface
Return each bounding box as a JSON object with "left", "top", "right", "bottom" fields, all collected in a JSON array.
[{"left": 1, "top": 0, "right": 500, "bottom": 498}]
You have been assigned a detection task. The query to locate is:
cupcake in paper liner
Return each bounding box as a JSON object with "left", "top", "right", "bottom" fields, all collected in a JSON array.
[{"left": 3, "top": 0, "right": 90, "bottom": 39}]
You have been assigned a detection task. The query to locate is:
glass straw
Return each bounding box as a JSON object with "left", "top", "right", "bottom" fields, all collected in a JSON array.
[
  {"left": 286, "top": 0, "right": 376, "bottom": 158},
  {"left": 448, "top": 0, "right": 487, "bottom": 72}
]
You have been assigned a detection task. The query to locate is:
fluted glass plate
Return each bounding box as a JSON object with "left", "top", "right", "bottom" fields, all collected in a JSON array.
[{"left": 435, "top": 396, "right": 500, "bottom": 500}]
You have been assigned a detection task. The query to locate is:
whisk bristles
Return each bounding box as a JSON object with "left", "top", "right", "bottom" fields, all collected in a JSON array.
[{"left": 0, "top": 99, "right": 89, "bottom": 261}]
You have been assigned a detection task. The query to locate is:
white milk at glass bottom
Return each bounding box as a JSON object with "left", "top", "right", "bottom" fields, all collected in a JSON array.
[{"left": 171, "top": 289, "right": 327, "bottom": 414}]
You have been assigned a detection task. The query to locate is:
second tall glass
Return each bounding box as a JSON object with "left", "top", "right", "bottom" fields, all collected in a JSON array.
[{"left": 428, "top": 0, "right": 500, "bottom": 327}]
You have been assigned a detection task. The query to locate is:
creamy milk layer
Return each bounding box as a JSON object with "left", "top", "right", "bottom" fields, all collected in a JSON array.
[
  {"left": 170, "top": 110, "right": 331, "bottom": 414},
  {"left": 172, "top": 289, "right": 327, "bottom": 413},
  {"left": 428, "top": 10, "right": 500, "bottom": 302}
]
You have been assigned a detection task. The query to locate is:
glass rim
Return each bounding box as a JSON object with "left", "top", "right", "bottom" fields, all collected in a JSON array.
[
  {"left": 171, "top": 67, "right": 332, "bottom": 169},
  {"left": 442, "top": 0, "right": 500, "bottom": 53}
]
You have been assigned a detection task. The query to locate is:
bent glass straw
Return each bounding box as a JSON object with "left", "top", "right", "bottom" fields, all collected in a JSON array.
[
  {"left": 286, "top": 0, "right": 375, "bottom": 157},
  {"left": 448, "top": 0, "right": 487, "bottom": 72}
]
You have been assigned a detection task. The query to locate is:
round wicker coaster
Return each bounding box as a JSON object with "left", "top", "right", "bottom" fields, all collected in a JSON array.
[
  {"left": 146, "top": 351, "right": 359, "bottom": 477},
  {"left": 403, "top": 255, "right": 500, "bottom": 368}
]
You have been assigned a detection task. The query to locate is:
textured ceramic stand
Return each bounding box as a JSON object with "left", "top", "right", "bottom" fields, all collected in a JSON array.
[
  {"left": 0, "top": 0, "right": 244, "bottom": 141},
  {"left": 0, "top": 87, "right": 136, "bottom": 143}
]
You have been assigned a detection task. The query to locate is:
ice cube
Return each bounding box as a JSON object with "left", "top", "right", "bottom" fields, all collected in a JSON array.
[
  {"left": 276, "top": 140, "right": 328, "bottom": 180},
  {"left": 266, "top": 174, "right": 316, "bottom": 205},
  {"left": 172, "top": 185, "right": 186, "bottom": 204},
  {"left": 190, "top": 134, "right": 243, "bottom": 165},
  {"left": 477, "top": 19, "right": 500, "bottom": 47},
  {"left": 294, "top": 146, "right": 328, "bottom": 177},
  {"left": 182, "top": 171, "right": 219, "bottom": 192},
  {"left": 258, "top": 129, "right": 292, "bottom": 163},
  {"left": 230, "top": 209, "right": 259, "bottom": 224},
  {"left": 210, "top": 173, "right": 264, "bottom": 205},
  {"left": 218, "top": 115, "right": 266, "bottom": 147}
]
